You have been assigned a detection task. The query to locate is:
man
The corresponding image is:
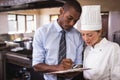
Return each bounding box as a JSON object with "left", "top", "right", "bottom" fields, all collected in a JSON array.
[{"left": 32, "top": 1, "right": 84, "bottom": 80}]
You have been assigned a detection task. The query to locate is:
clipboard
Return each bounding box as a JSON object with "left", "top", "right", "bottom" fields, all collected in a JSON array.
[{"left": 47, "top": 68, "right": 90, "bottom": 74}]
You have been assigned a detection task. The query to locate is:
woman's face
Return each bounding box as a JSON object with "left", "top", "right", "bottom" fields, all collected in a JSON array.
[
  {"left": 58, "top": 7, "right": 80, "bottom": 30},
  {"left": 80, "top": 30, "right": 102, "bottom": 46}
]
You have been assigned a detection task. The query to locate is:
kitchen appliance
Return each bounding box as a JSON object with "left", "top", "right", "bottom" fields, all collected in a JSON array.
[
  {"left": 0, "top": 42, "right": 6, "bottom": 47},
  {"left": 113, "top": 30, "right": 120, "bottom": 45},
  {"left": 24, "top": 41, "right": 33, "bottom": 50},
  {"left": 5, "top": 50, "right": 44, "bottom": 80}
]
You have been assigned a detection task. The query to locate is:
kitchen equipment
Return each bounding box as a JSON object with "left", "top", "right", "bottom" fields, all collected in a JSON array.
[
  {"left": 5, "top": 41, "right": 20, "bottom": 47},
  {"left": 14, "top": 40, "right": 24, "bottom": 47},
  {"left": 0, "top": 42, "right": 6, "bottom": 47},
  {"left": 113, "top": 30, "right": 120, "bottom": 45},
  {"left": 24, "top": 41, "right": 33, "bottom": 50}
]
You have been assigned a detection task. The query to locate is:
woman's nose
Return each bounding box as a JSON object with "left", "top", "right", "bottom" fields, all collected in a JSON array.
[{"left": 83, "top": 36, "right": 89, "bottom": 42}]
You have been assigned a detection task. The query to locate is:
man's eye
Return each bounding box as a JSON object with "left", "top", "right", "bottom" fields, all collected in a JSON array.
[{"left": 67, "top": 17, "right": 73, "bottom": 20}]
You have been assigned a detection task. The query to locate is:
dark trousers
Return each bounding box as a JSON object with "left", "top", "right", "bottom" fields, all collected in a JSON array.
[{"left": 72, "top": 72, "right": 85, "bottom": 80}]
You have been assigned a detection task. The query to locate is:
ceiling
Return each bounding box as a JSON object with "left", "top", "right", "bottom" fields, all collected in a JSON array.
[
  {"left": 0, "top": 0, "right": 120, "bottom": 12},
  {"left": 0, "top": 0, "right": 67, "bottom": 12}
]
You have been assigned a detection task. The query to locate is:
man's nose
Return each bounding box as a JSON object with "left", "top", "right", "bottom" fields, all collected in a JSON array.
[{"left": 69, "top": 20, "right": 76, "bottom": 26}]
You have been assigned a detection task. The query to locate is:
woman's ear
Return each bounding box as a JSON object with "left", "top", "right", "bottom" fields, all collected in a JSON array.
[
  {"left": 99, "top": 29, "right": 103, "bottom": 37},
  {"left": 100, "top": 29, "right": 103, "bottom": 34}
]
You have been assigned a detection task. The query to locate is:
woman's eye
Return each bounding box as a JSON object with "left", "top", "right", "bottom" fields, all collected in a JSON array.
[
  {"left": 87, "top": 34, "right": 93, "bottom": 37},
  {"left": 81, "top": 34, "right": 85, "bottom": 36}
]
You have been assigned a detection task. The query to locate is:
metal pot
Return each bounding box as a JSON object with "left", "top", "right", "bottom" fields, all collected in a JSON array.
[
  {"left": 24, "top": 41, "right": 32, "bottom": 50},
  {"left": 14, "top": 40, "right": 24, "bottom": 47}
]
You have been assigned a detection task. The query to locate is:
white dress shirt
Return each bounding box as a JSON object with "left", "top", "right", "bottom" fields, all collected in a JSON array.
[{"left": 32, "top": 20, "right": 84, "bottom": 80}]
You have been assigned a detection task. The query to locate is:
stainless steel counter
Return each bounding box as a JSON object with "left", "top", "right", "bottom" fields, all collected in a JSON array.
[
  {"left": 5, "top": 52, "right": 32, "bottom": 68},
  {"left": 0, "top": 50, "right": 32, "bottom": 80},
  {"left": 0, "top": 51, "right": 7, "bottom": 80}
]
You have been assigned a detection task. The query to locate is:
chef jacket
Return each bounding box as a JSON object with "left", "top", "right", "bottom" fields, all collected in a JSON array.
[{"left": 83, "top": 38, "right": 120, "bottom": 80}]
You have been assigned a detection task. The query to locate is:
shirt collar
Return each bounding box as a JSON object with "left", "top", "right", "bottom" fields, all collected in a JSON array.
[
  {"left": 54, "top": 20, "right": 75, "bottom": 33},
  {"left": 89, "top": 38, "right": 108, "bottom": 49},
  {"left": 54, "top": 20, "right": 63, "bottom": 33},
  {"left": 95, "top": 38, "right": 107, "bottom": 47}
]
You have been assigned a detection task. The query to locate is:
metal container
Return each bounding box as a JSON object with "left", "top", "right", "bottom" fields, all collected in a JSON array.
[
  {"left": 113, "top": 30, "right": 120, "bottom": 45},
  {"left": 24, "top": 41, "right": 32, "bottom": 50}
]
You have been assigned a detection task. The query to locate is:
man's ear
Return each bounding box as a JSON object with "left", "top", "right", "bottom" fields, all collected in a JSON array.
[{"left": 60, "top": 7, "right": 64, "bottom": 15}]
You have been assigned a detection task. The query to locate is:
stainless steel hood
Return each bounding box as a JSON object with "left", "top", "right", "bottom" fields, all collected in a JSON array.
[{"left": 0, "top": 0, "right": 67, "bottom": 12}]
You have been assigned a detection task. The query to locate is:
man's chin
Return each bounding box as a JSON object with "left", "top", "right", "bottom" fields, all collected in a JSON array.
[{"left": 64, "top": 27, "right": 72, "bottom": 31}]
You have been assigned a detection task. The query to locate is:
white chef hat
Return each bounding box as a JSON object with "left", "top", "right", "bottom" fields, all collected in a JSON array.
[{"left": 80, "top": 5, "right": 102, "bottom": 30}]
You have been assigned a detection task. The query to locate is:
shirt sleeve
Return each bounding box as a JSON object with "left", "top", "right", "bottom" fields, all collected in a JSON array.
[
  {"left": 74, "top": 36, "right": 84, "bottom": 65},
  {"left": 32, "top": 28, "right": 45, "bottom": 66},
  {"left": 110, "top": 44, "right": 120, "bottom": 79}
]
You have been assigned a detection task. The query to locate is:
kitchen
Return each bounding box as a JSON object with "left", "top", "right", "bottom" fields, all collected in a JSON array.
[{"left": 0, "top": 0, "right": 120, "bottom": 80}]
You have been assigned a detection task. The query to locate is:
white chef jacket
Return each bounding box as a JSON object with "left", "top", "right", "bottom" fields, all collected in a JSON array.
[{"left": 83, "top": 38, "right": 120, "bottom": 80}]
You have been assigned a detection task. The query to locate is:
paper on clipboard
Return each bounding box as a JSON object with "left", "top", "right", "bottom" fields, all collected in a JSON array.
[{"left": 47, "top": 68, "right": 90, "bottom": 74}]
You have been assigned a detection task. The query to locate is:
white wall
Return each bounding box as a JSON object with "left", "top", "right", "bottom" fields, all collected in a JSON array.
[
  {"left": 0, "top": 8, "right": 60, "bottom": 34},
  {"left": 0, "top": 12, "right": 8, "bottom": 34},
  {"left": 108, "top": 11, "right": 120, "bottom": 41},
  {"left": 1, "top": 8, "right": 120, "bottom": 40},
  {"left": 37, "top": 8, "right": 60, "bottom": 29},
  {"left": 38, "top": 15, "right": 50, "bottom": 29},
  {"left": 35, "top": 14, "right": 40, "bottom": 30}
]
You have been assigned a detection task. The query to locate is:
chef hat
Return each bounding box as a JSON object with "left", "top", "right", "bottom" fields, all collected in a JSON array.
[{"left": 80, "top": 5, "right": 102, "bottom": 30}]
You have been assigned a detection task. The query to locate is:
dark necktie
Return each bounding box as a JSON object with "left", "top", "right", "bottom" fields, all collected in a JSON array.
[
  {"left": 57, "top": 30, "right": 66, "bottom": 80},
  {"left": 58, "top": 30, "right": 66, "bottom": 64}
]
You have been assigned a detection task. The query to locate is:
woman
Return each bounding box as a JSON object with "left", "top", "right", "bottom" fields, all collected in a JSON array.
[{"left": 80, "top": 5, "right": 120, "bottom": 80}]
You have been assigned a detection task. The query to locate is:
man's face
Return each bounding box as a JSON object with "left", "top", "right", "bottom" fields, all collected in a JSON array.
[{"left": 59, "top": 7, "right": 80, "bottom": 30}]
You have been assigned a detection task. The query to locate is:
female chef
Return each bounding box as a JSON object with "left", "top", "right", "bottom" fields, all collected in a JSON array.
[{"left": 80, "top": 5, "right": 120, "bottom": 80}]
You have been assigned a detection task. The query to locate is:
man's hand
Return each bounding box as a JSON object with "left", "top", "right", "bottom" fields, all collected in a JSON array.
[{"left": 61, "top": 58, "right": 73, "bottom": 70}]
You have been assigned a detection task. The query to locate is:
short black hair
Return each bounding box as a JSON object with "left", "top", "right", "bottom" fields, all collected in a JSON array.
[{"left": 62, "top": 0, "right": 82, "bottom": 14}]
